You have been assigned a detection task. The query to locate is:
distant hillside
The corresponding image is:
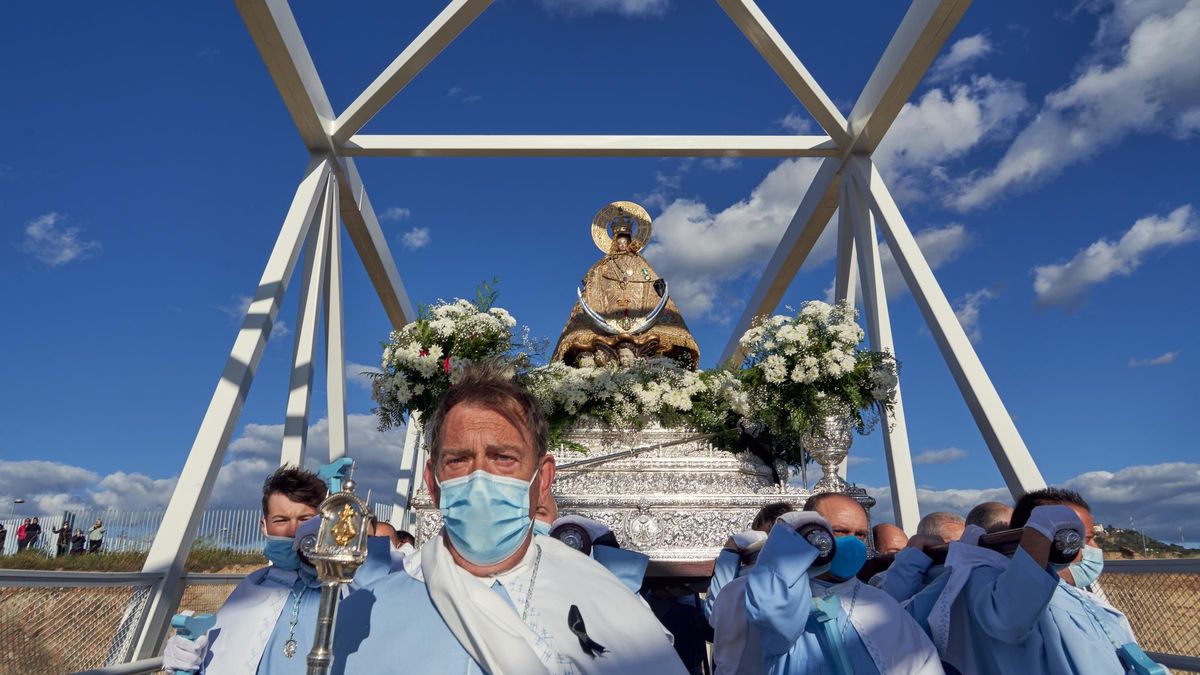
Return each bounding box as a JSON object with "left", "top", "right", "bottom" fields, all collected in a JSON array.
[{"left": 1097, "top": 526, "right": 1196, "bottom": 558}]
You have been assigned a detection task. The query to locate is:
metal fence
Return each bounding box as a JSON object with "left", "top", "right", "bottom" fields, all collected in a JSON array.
[
  {"left": 0, "top": 571, "right": 159, "bottom": 675},
  {"left": 0, "top": 502, "right": 400, "bottom": 558},
  {"left": 1102, "top": 559, "right": 1200, "bottom": 673}
]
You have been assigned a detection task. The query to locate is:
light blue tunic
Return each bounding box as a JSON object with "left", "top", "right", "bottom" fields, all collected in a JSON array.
[
  {"left": 257, "top": 572, "right": 322, "bottom": 674},
  {"left": 961, "top": 547, "right": 1139, "bottom": 674},
  {"left": 744, "top": 525, "right": 881, "bottom": 675},
  {"left": 210, "top": 536, "right": 397, "bottom": 675},
  {"left": 332, "top": 565, "right": 484, "bottom": 674},
  {"left": 705, "top": 549, "right": 741, "bottom": 621}
]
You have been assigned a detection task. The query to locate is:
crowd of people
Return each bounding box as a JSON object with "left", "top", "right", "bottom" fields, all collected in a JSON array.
[
  {"left": 0, "top": 516, "right": 104, "bottom": 556},
  {"left": 161, "top": 362, "right": 1160, "bottom": 674}
]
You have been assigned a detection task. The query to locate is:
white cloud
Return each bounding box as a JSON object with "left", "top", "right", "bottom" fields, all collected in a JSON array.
[
  {"left": 954, "top": 286, "right": 999, "bottom": 343},
  {"left": 346, "top": 362, "right": 383, "bottom": 390},
  {"left": 776, "top": 110, "right": 816, "bottom": 134},
  {"left": 641, "top": 158, "right": 824, "bottom": 319},
  {"left": 868, "top": 461, "right": 1200, "bottom": 542},
  {"left": 912, "top": 447, "right": 969, "bottom": 465},
  {"left": 701, "top": 157, "right": 740, "bottom": 172},
  {"left": 379, "top": 207, "right": 411, "bottom": 222},
  {"left": 401, "top": 227, "right": 431, "bottom": 250},
  {"left": 271, "top": 320, "right": 290, "bottom": 339},
  {"left": 218, "top": 294, "right": 291, "bottom": 339},
  {"left": 954, "top": 0, "right": 1200, "bottom": 210},
  {"left": 19, "top": 212, "right": 101, "bottom": 266},
  {"left": 878, "top": 224, "right": 973, "bottom": 300},
  {"left": 1129, "top": 350, "right": 1180, "bottom": 367},
  {"left": 539, "top": 0, "right": 669, "bottom": 18},
  {"left": 1033, "top": 205, "right": 1198, "bottom": 308},
  {"left": 929, "top": 34, "right": 995, "bottom": 82},
  {"left": 1, "top": 415, "right": 406, "bottom": 515},
  {"left": 0, "top": 460, "right": 99, "bottom": 497},
  {"left": 874, "top": 76, "right": 1028, "bottom": 203}
]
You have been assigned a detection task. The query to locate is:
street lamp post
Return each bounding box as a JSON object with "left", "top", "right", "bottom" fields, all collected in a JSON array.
[{"left": 10, "top": 499, "right": 24, "bottom": 517}]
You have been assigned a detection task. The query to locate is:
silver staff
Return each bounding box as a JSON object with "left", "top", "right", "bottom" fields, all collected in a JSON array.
[{"left": 299, "top": 475, "right": 373, "bottom": 675}]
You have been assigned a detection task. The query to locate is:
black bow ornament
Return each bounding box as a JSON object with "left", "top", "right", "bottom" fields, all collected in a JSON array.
[{"left": 567, "top": 604, "right": 608, "bottom": 658}]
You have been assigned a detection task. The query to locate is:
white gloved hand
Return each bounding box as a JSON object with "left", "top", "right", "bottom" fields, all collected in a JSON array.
[
  {"left": 960, "top": 524, "right": 987, "bottom": 546},
  {"left": 776, "top": 511, "right": 831, "bottom": 534},
  {"left": 1023, "top": 504, "right": 1083, "bottom": 542},
  {"left": 727, "top": 529, "right": 768, "bottom": 552},
  {"left": 162, "top": 632, "right": 208, "bottom": 672}
]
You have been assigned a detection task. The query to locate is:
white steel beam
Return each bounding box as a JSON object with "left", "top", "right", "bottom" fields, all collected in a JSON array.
[
  {"left": 716, "top": 0, "right": 851, "bottom": 147},
  {"left": 331, "top": 0, "right": 493, "bottom": 145},
  {"left": 848, "top": 157, "right": 1045, "bottom": 497},
  {"left": 391, "top": 413, "right": 425, "bottom": 532},
  {"left": 341, "top": 134, "right": 839, "bottom": 158},
  {"left": 720, "top": 156, "right": 842, "bottom": 366},
  {"left": 235, "top": 0, "right": 335, "bottom": 151},
  {"left": 280, "top": 178, "right": 333, "bottom": 468},
  {"left": 846, "top": 0, "right": 971, "bottom": 154},
  {"left": 846, "top": 177, "right": 919, "bottom": 532},
  {"left": 336, "top": 158, "right": 417, "bottom": 329},
  {"left": 134, "top": 157, "right": 331, "bottom": 658},
  {"left": 324, "top": 176, "right": 348, "bottom": 462},
  {"left": 833, "top": 179, "right": 858, "bottom": 305}
]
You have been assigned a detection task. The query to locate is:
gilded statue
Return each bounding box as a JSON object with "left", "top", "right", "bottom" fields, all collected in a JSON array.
[{"left": 552, "top": 201, "right": 700, "bottom": 368}]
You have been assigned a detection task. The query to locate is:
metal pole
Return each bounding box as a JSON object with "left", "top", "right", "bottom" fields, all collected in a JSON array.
[{"left": 306, "top": 583, "right": 341, "bottom": 674}]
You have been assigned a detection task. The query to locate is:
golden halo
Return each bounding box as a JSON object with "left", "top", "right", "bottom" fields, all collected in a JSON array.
[{"left": 591, "top": 201, "right": 652, "bottom": 254}]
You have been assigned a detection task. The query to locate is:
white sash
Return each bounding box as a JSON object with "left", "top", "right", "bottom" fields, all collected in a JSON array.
[
  {"left": 831, "top": 578, "right": 943, "bottom": 675},
  {"left": 203, "top": 567, "right": 292, "bottom": 673},
  {"left": 421, "top": 535, "right": 550, "bottom": 675}
]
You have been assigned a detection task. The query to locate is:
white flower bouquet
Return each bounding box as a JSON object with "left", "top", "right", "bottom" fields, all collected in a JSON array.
[
  {"left": 737, "top": 300, "right": 898, "bottom": 444},
  {"left": 372, "top": 283, "right": 519, "bottom": 429}
]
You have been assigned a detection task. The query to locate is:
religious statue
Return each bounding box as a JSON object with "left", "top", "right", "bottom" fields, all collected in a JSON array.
[{"left": 553, "top": 201, "right": 700, "bottom": 368}]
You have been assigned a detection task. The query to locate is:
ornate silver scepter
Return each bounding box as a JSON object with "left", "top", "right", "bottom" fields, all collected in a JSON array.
[{"left": 299, "top": 473, "right": 372, "bottom": 675}]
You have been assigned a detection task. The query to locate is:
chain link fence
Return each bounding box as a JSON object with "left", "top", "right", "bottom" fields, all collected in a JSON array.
[
  {"left": 0, "top": 573, "right": 156, "bottom": 675},
  {"left": 1102, "top": 559, "right": 1200, "bottom": 671}
]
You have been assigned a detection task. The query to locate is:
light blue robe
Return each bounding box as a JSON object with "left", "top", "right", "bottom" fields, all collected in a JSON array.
[
  {"left": 961, "top": 547, "right": 1139, "bottom": 674},
  {"left": 705, "top": 549, "right": 741, "bottom": 621},
  {"left": 744, "top": 525, "right": 881, "bottom": 675},
  {"left": 256, "top": 572, "right": 322, "bottom": 674},
  {"left": 332, "top": 566, "right": 485, "bottom": 674},
  {"left": 881, "top": 549, "right": 946, "bottom": 604},
  {"left": 202, "top": 536, "right": 396, "bottom": 674},
  {"left": 592, "top": 545, "right": 650, "bottom": 594}
]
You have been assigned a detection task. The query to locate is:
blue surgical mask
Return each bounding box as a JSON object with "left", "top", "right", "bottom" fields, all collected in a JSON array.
[
  {"left": 827, "top": 536, "right": 868, "bottom": 582},
  {"left": 264, "top": 534, "right": 301, "bottom": 570},
  {"left": 437, "top": 468, "right": 538, "bottom": 566},
  {"left": 1069, "top": 545, "right": 1104, "bottom": 587},
  {"left": 533, "top": 519, "right": 552, "bottom": 537}
]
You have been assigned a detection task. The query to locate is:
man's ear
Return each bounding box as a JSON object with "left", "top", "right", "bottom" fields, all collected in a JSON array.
[
  {"left": 537, "top": 454, "right": 556, "bottom": 501},
  {"left": 424, "top": 459, "right": 439, "bottom": 508},
  {"left": 259, "top": 516, "right": 268, "bottom": 538}
]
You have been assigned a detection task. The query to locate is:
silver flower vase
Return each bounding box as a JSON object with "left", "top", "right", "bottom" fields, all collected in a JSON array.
[{"left": 802, "top": 414, "right": 854, "bottom": 492}]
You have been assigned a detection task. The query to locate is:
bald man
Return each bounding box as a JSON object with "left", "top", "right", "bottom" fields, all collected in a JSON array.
[
  {"left": 917, "top": 511, "right": 965, "bottom": 542},
  {"left": 873, "top": 523, "right": 908, "bottom": 555},
  {"left": 966, "top": 501, "right": 1013, "bottom": 534},
  {"left": 720, "top": 493, "right": 940, "bottom": 674}
]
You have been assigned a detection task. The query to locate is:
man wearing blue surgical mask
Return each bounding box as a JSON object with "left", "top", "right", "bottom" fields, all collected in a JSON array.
[
  {"left": 162, "top": 466, "right": 398, "bottom": 674},
  {"left": 334, "top": 361, "right": 686, "bottom": 674},
  {"left": 716, "top": 492, "right": 941, "bottom": 674}
]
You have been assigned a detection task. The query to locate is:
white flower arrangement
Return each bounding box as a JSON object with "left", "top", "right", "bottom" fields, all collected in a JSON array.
[
  {"left": 738, "top": 300, "right": 898, "bottom": 442},
  {"left": 372, "top": 284, "right": 518, "bottom": 429}
]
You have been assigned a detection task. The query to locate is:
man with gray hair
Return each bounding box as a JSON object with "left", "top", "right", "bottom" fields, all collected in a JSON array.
[
  {"left": 917, "top": 511, "right": 966, "bottom": 542},
  {"left": 334, "top": 361, "right": 685, "bottom": 674},
  {"left": 967, "top": 501, "right": 1013, "bottom": 534}
]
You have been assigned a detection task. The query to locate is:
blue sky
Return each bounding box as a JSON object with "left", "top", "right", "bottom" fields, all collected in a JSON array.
[{"left": 2, "top": 1, "right": 1198, "bottom": 542}]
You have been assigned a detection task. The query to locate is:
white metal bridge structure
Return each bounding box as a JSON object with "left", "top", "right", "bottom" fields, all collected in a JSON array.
[{"left": 124, "top": 0, "right": 1057, "bottom": 660}]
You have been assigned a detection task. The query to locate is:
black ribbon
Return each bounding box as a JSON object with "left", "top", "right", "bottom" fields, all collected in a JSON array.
[{"left": 568, "top": 605, "right": 608, "bottom": 658}]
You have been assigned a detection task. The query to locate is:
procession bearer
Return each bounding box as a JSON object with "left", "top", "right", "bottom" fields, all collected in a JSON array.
[
  {"left": 332, "top": 362, "right": 686, "bottom": 674},
  {"left": 162, "top": 465, "right": 396, "bottom": 673}
]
